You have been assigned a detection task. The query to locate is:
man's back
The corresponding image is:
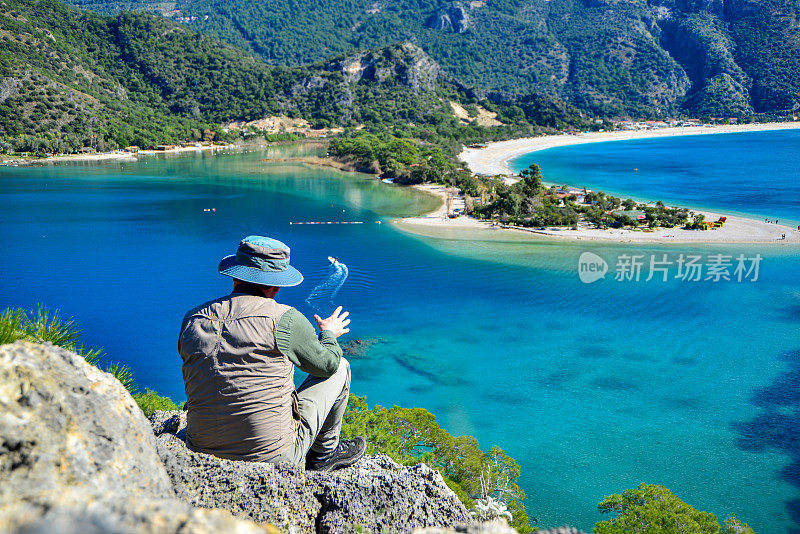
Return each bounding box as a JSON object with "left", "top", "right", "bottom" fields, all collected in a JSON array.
[
  {"left": 179, "top": 235, "right": 365, "bottom": 470},
  {"left": 179, "top": 292, "right": 297, "bottom": 461}
]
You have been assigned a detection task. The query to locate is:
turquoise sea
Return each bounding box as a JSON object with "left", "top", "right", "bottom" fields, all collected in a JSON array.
[
  {"left": 513, "top": 129, "right": 800, "bottom": 226},
  {"left": 1, "top": 131, "right": 799, "bottom": 532}
]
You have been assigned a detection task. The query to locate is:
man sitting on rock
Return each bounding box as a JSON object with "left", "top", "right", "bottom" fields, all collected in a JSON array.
[{"left": 178, "top": 235, "right": 366, "bottom": 472}]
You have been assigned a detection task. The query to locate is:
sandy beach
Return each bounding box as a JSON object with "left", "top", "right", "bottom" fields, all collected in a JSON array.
[
  {"left": 395, "top": 122, "right": 800, "bottom": 244},
  {"left": 2, "top": 143, "right": 237, "bottom": 166},
  {"left": 459, "top": 122, "right": 800, "bottom": 176},
  {"left": 397, "top": 176, "right": 800, "bottom": 245}
]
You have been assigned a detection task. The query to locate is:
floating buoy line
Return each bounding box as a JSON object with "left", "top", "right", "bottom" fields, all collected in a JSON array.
[{"left": 290, "top": 221, "right": 366, "bottom": 225}]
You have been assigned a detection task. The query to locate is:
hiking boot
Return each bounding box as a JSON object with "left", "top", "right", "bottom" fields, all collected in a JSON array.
[{"left": 306, "top": 437, "right": 367, "bottom": 472}]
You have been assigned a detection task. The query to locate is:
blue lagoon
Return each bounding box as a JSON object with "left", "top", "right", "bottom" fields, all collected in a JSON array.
[{"left": 1, "top": 135, "right": 799, "bottom": 532}]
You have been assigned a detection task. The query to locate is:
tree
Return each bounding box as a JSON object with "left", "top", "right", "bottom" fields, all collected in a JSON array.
[
  {"left": 721, "top": 514, "right": 755, "bottom": 534},
  {"left": 502, "top": 192, "right": 524, "bottom": 218},
  {"left": 464, "top": 195, "right": 475, "bottom": 214},
  {"left": 593, "top": 484, "right": 720, "bottom": 534},
  {"left": 341, "top": 395, "right": 533, "bottom": 533},
  {"left": 686, "top": 213, "right": 706, "bottom": 230},
  {"left": 517, "top": 164, "right": 544, "bottom": 196}
]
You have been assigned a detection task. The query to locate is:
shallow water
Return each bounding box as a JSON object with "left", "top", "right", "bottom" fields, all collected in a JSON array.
[{"left": 1, "top": 139, "right": 799, "bottom": 532}]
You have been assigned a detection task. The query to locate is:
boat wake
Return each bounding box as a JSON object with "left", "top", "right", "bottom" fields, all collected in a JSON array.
[{"left": 305, "top": 258, "right": 349, "bottom": 315}]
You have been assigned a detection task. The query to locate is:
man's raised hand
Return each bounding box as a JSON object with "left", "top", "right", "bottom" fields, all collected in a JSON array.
[{"left": 314, "top": 306, "right": 350, "bottom": 338}]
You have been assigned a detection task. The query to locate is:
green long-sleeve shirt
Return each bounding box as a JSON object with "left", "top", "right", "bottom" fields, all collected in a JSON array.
[{"left": 275, "top": 307, "right": 342, "bottom": 378}]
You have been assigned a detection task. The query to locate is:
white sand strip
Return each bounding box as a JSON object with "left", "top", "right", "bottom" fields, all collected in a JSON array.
[
  {"left": 459, "top": 122, "right": 800, "bottom": 176},
  {"left": 396, "top": 180, "right": 800, "bottom": 245}
]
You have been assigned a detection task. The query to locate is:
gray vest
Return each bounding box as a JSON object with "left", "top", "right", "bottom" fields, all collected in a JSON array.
[{"left": 179, "top": 293, "right": 298, "bottom": 461}]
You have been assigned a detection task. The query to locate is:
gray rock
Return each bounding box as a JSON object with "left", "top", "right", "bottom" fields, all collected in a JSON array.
[
  {"left": 0, "top": 341, "right": 274, "bottom": 534},
  {"left": 415, "top": 524, "right": 587, "bottom": 534},
  {"left": 426, "top": 3, "right": 471, "bottom": 34},
  {"left": 414, "top": 519, "right": 516, "bottom": 534},
  {"left": 0, "top": 77, "right": 22, "bottom": 103},
  {"left": 13, "top": 496, "right": 276, "bottom": 534},
  {"left": 0, "top": 341, "right": 580, "bottom": 534},
  {"left": 0, "top": 342, "right": 173, "bottom": 521},
  {"left": 149, "top": 409, "right": 187, "bottom": 439},
  {"left": 313, "top": 455, "right": 471, "bottom": 533},
  {"left": 323, "top": 43, "right": 445, "bottom": 92},
  {"left": 155, "top": 431, "right": 320, "bottom": 531},
  {"left": 151, "top": 410, "right": 473, "bottom": 533}
]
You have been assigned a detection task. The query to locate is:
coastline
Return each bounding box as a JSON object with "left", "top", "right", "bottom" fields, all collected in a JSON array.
[
  {"left": 2, "top": 143, "right": 238, "bottom": 166},
  {"left": 8, "top": 125, "right": 799, "bottom": 245},
  {"left": 459, "top": 121, "right": 800, "bottom": 176},
  {"left": 260, "top": 155, "right": 379, "bottom": 175},
  {"left": 392, "top": 122, "right": 800, "bottom": 244},
  {"left": 396, "top": 180, "right": 800, "bottom": 245}
]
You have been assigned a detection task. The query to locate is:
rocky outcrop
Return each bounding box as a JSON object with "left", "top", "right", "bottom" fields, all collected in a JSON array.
[
  {"left": 323, "top": 43, "right": 446, "bottom": 92},
  {"left": 657, "top": 11, "right": 753, "bottom": 114},
  {"left": 0, "top": 77, "right": 22, "bottom": 103},
  {"left": 151, "top": 410, "right": 472, "bottom": 533},
  {"left": 0, "top": 341, "right": 477, "bottom": 533},
  {"left": 426, "top": 3, "right": 471, "bottom": 34},
  {"left": 0, "top": 341, "right": 274, "bottom": 533}
]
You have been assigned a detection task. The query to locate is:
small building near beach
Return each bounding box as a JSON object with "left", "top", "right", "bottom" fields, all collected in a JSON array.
[{"left": 612, "top": 209, "right": 647, "bottom": 223}]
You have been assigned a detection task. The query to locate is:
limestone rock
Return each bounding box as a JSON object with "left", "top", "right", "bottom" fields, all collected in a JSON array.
[
  {"left": 413, "top": 520, "right": 587, "bottom": 534},
  {"left": 155, "top": 432, "right": 320, "bottom": 531},
  {"left": 0, "top": 340, "right": 577, "bottom": 534},
  {"left": 0, "top": 341, "right": 274, "bottom": 534},
  {"left": 414, "top": 519, "right": 516, "bottom": 533},
  {"left": 313, "top": 455, "right": 471, "bottom": 533},
  {"left": 0, "top": 341, "right": 174, "bottom": 528},
  {"left": 152, "top": 411, "right": 473, "bottom": 533},
  {"left": 426, "top": 3, "right": 471, "bottom": 33},
  {"left": 323, "top": 43, "right": 445, "bottom": 92}
]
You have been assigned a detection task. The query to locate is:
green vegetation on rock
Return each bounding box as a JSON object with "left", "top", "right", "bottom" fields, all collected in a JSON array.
[
  {"left": 0, "top": 306, "right": 183, "bottom": 416},
  {"left": 594, "top": 483, "right": 755, "bottom": 534},
  {"left": 341, "top": 394, "right": 533, "bottom": 533},
  {"left": 134, "top": 388, "right": 180, "bottom": 417},
  {"left": 329, "top": 133, "right": 471, "bottom": 185},
  {"left": 0, "top": 305, "right": 136, "bottom": 396}
]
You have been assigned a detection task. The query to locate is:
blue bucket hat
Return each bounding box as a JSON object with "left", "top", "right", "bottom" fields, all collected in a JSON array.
[{"left": 219, "top": 236, "right": 303, "bottom": 287}]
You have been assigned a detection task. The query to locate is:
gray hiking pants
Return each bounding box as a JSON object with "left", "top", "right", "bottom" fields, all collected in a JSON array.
[{"left": 270, "top": 357, "right": 351, "bottom": 465}]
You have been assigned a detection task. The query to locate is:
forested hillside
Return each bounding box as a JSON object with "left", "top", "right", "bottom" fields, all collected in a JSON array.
[
  {"left": 67, "top": 0, "right": 800, "bottom": 117},
  {"left": 0, "top": 0, "right": 584, "bottom": 154},
  {"left": 0, "top": 0, "right": 285, "bottom": 151}
]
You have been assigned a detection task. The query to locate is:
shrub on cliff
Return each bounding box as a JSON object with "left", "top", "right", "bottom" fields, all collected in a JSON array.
[
  {"left": 593, "top": 483, "right": 754, "bottom": 534},
  {"left": 134, "top": 388, "right": 180, "bottom": 416},
  {"left": 341, "top": 394, "right": 534, "bottom": 533},
  {"left": 0, "top": 306, "right": 146, "bottom": 398},
  {"left": 1, "top": 306, "right": 183, "bottom": 416}
]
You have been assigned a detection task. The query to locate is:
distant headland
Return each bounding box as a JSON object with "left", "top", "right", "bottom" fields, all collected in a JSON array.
[{"left": 396, "top": 122, "right": 800, "bottom": 245}]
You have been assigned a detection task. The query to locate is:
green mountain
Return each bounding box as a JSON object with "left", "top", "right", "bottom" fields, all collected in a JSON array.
[
  {"left": 66, "top": 0, "right": 800, "bottom": 117},
  {"left": 0, "top": 0, "right": 284, "bottom": 150},
  {"left": 0, "top": 0, "right": 583, "bottom": 154}
]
